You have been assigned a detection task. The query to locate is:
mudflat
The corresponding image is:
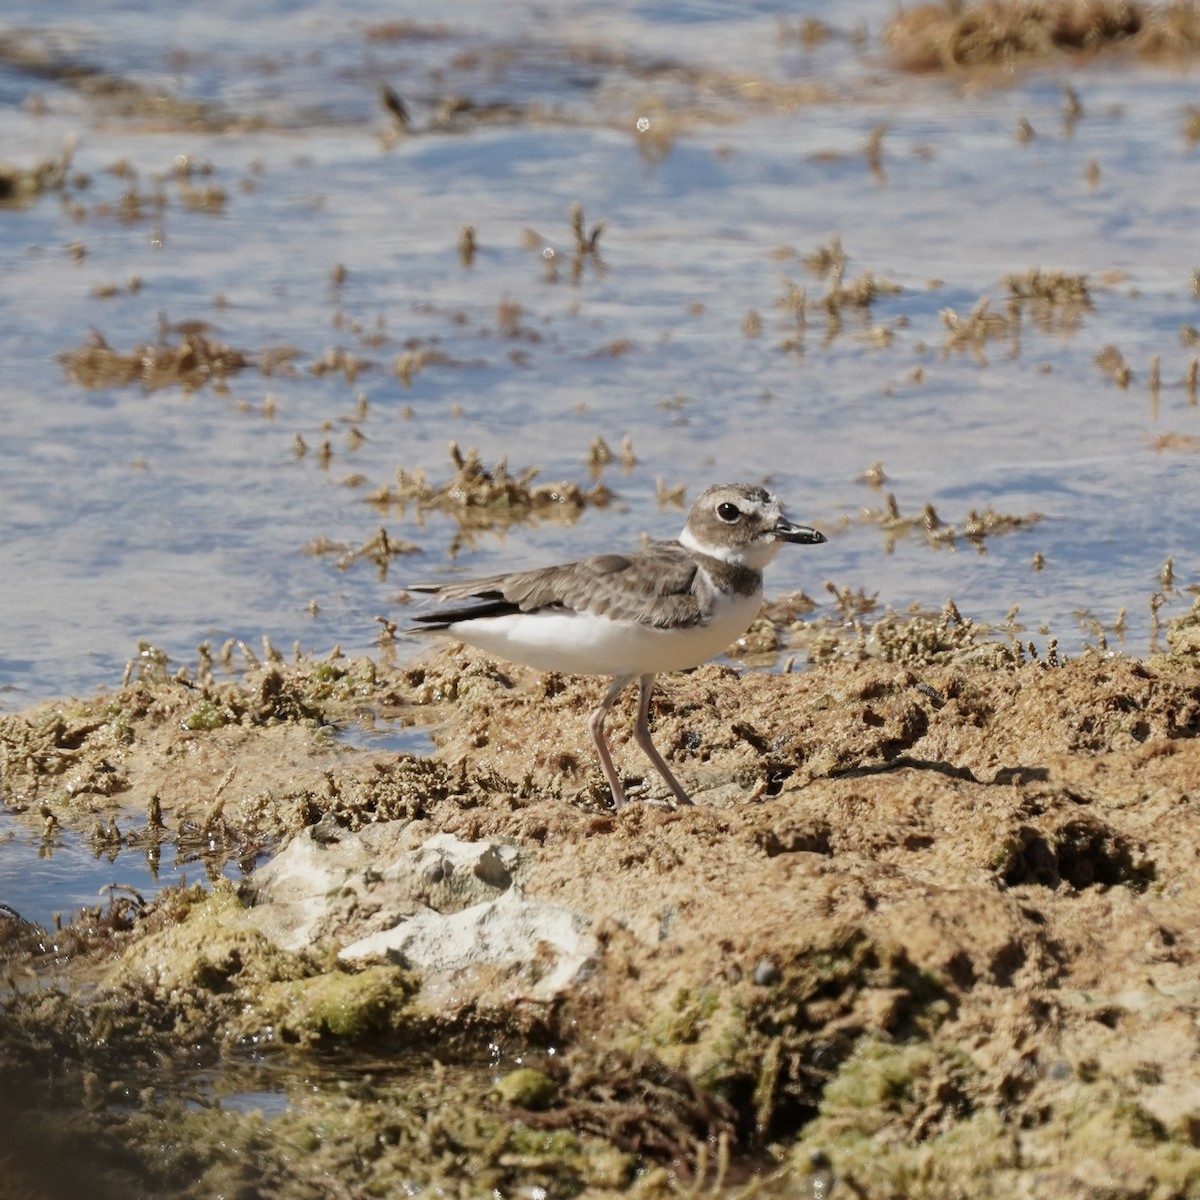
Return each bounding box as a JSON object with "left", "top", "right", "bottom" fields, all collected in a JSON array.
[{"left": 3, "top": 600, "right": 1200, "bottom": 1198}]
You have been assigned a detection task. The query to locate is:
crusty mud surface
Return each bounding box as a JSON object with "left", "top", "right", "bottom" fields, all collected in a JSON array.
[{"left": 3, "top": 605, "right": 1200, "bottom": 1198}]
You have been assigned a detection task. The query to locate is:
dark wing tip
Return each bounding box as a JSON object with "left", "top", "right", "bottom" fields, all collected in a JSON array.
[{"left": 406, "top": 597, "right": 523, "bottom": 631}]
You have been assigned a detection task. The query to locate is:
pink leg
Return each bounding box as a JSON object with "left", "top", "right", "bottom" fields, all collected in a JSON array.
[
  {"left": 631, "top": 673, "right": 693, "bottom": 807},
  {"left": 588, "top": 674, "right": 635, "bottom": 810}
]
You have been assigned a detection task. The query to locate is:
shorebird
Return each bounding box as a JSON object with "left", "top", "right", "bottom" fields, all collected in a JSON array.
[{"left": 408, "top": 483, "right": 825, "bottom": 809}]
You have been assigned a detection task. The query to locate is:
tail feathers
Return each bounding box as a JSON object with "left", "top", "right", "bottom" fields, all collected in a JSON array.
[{"left": 407, "top": 596, "right": 522, "bottom": 632}]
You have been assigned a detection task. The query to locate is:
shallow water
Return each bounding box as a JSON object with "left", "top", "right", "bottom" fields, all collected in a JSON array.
[
  {"left": 2, "top": 2, "right": 1200, "bottom": 916},
  {"left": 0, "top": 805, "right": 251, "bottom": 928}
]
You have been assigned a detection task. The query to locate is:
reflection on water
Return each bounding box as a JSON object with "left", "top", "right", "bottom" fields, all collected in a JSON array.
[
  {"left": 0, "top": 805, "right": 254, "bottom": 930},
  {"left": 331, "top": 713, "right": 439, "bottom": 757}
]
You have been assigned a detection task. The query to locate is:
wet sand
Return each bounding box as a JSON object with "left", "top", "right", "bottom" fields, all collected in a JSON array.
[{"left": 3, "top": 597, "right": 1200, "bottom": 1196}]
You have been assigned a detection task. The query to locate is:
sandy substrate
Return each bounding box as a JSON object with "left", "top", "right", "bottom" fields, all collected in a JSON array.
[{"left": 3, "top": 604, "right": 1200, "bottom": 1198}]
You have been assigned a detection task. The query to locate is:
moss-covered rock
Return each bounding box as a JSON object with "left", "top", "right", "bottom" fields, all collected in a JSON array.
[{"left": 494, "top": 1066, "right": 558, "bottom": 1109}]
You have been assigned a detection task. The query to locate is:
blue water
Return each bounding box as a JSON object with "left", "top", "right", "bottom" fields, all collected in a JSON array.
[
  {"left": 0, "top": 2, "right": 1197, "bottom": 707},
  {"left": 0, "top": 806, "right": 252, "bottom": 929}
]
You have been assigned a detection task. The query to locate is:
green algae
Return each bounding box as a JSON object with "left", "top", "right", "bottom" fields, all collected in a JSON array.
[
  {"left": 640, "top": 931, "right": 954, "bottom": 1147},
  {"left": 791, "top": 1107, "right": 1020, "bottom": 1200},
  {"left": 813, "top": 1039, "right": 977, "bottom": 1133},
  {"left": 114, "top": 886, "right": 302, "bottom": 993},
  {"left": 110, "top": 887, "right": 418, "bottom": 1048},
  {"left": 98, "top": 1075, "right": 633, "bottom": 1200},
  {"left": 182, "top": 697, "right": 232, "bottom": 731},
  {"left": 494, "top": 1066, "right": 559, "bottom": 1109},
  {"left": 254, "top": 964, "right": 417, "bottom": 1044},
  {"left": 791, "top": 1039, "right": 1200, "bottom": 1200}
]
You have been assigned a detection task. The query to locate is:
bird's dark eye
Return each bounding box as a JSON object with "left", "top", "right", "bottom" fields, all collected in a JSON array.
[{"left": 716, "top": 502, "right": 741, "bottom": 523}]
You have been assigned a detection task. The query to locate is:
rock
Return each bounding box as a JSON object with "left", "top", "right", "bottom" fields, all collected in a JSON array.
[
  {"left": 754, "top": 958, "right": 781, "bottom": 986},
  {"left": 246, "top": 820, "right": 595, "bottom": 1001},
  {"left": 246, "top": 822, "right": 521, "bottom": 951},
  {"left": 493, "top": 1067, "right": 558, "bottom": 1110},
  {"left": 340, "top": 884, "right": 595, "bottom": 1001}
]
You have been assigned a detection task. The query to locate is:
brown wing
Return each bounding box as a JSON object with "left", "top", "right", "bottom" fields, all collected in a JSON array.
[{"left": 410, "top": 540, "right": 704, "bottom": 629}]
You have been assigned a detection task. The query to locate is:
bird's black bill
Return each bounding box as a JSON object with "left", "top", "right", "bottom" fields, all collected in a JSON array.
[{"left": 775, "top": 519, "right": 826, "bottom": 545}]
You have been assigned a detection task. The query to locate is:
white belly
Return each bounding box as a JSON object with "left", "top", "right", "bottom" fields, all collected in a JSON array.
[{"left": 443, "top": 588, "right": 763, "bottom": 677}]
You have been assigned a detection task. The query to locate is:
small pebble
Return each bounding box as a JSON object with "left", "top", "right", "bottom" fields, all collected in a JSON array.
[
  {"left": 754, "top": 958, "right": 780, "bottom": 986},
  {"left": 805, "top": 1150, "right": 836, "bottom": 1199}
]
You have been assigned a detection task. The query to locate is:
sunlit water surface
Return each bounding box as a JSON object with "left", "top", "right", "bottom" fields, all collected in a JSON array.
[{"left": 2, "top": 0, "right": 1200, "bottom": 914}]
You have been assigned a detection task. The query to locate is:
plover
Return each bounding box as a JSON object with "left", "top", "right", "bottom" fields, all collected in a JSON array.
[{"left": 407, "top": 483, "right": 825, "bottom": 810}]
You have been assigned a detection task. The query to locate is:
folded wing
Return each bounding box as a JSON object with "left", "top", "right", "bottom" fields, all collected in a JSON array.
[{"left": 409, "top": 541, "right": 705, "bottom": 629}]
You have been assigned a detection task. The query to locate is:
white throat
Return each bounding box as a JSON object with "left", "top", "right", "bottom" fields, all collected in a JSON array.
[{"left": 678, "top": 525, "right": 782, "bottom": 571}]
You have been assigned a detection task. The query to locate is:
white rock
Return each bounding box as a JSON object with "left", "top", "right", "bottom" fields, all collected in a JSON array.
[
  {"left": 246, "top": 819, "right": 596, "bottom": 1001},
  {"left": 340, "top": 884, "right": 596, "bottom": 1001}
]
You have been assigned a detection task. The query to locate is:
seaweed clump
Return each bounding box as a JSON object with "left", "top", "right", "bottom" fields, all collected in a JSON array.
[
  {"left": 849, "top": 492, "right": 1043, "bottom": 553},
  {"left": 60, "top": 327, "right": 253, "bottom": 393},
  {"left": 0, "top": 144, "right": 75, "bottom": 206},
  {"left": 367, "top": 443, "right": 614, "bottom": 537},
  {"left": 885, "top": 0, "right": 1200, "bottom": 73}
]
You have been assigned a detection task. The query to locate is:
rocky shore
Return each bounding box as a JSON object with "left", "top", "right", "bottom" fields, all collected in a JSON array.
[{"left": 3, "top": 603, "right": 1200, "bottom": 1198}]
